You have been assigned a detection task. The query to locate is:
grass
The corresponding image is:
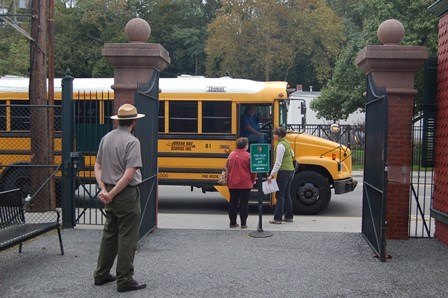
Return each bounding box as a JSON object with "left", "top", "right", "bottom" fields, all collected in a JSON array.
[
  {"left": 351, "top": 164, "right": 433, "bottom": 172},
  {"left": 352, "top": 164, "right": 364, "bottom": 171}
]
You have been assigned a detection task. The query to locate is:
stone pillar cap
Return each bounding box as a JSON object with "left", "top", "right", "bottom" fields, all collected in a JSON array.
[
  {"left": 125, "top": 18, "right": 151, "bottom": 43},
  {"left": 377, "top": 19, "right": 405, "bottom": 45}
]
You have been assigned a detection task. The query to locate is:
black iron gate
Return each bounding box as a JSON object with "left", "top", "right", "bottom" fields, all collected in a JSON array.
[
  {"left": 408, "top": 59, "right": 436, "bottom": 238},
  {"left": 362, "top": 73, "right": 388, "bottom": 261},
  {"left": 134, "top": 73, "right": 159, "bottom": 238},
  {"left": 61, "top": 71, "right": 158, "bottom": 236},
  {"left": 61, "top": 73, "right": 113, "bottom": 227}
]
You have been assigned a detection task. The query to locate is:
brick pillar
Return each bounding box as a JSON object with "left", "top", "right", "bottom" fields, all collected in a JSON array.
[
  {"left": 102, "top": 18, "right": 171, "bottom": 113},
  {"left": 432, "top": 12, "right": 448, "bottom": 245},
  {"left": 356, "top": 19, "right": 428, "bottom": 240}
]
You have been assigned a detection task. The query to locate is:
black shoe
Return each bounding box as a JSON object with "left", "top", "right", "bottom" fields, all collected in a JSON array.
[
  {"left": 117, "top": 280, "right": 147, "bottom": 292},
  {"left": 241, "top": 225, "right": 247, "bottom": 229},
  {"left": 230, "top": 224, "right": 239, "bottom": 228},
  {"left": 94, "top": 273, "right": 116, "bottom": 286},
  {"left": 283, "top": 218, "right": 293, "bottom": 222}
]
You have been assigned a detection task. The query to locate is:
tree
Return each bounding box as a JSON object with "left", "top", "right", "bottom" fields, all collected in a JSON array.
[
  {"left": 0, "top": 38, "right": 29, "bottom": 76},
  {"left": 310, "top": 40, "right": 364, "bottom": 121},
  {"left": 312, "top": 0, "right": 438, "bottom": 121},
  {"left": 131, "top": 0, "right": 214, "bottom": 77},
  {"left": 52, "top": 0, "right": 214, "bottom": 78},
  {"left": 54, "top": 0, "right": 131, "bottom": 77},
  {"left": 0, "top": 3, "right": 31, "bottom": 77},
  {"left": 205, "top": 0, "right": 345, "bottom": 83}
]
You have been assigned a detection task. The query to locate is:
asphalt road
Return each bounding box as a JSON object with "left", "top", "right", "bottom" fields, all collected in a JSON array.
[{"left": 158, "top": 179, "right": 363, "bottom": 218}]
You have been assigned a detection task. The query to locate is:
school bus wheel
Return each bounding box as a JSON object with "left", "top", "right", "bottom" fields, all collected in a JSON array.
[
  {"left": 2, "top": 166, "right": 32, "bottom": 199},
  {"left": 290, "top": 171, "right": 331, "bottom": 215}
]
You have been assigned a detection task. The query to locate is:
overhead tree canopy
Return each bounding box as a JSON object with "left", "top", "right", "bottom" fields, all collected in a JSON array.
[
  {"left": 0, "top": 0, "right": 439, "bottom": 112},
  {"left": 205, "top": 0, "right": 345, "bottom": 83},
  {"left": 312, "top": 0, "right": 438, "bottom": 121}
]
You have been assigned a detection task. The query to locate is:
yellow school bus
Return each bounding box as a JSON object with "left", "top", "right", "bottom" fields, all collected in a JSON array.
[{"left": 0, "top": 75, "right": 357, "bottom": 214}]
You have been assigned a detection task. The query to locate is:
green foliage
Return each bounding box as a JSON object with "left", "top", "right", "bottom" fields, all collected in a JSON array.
[
  {"left": 0, "top": 18, "right": 30, "bottom": 77},
  {"left": 129, "top": 0, "right": 214, "bottom": 77},
  {"left": 205, "top": 0, "right": 345, "bottom": 83},
  {"left": 310, "top": 40, "right": 365, "bottom": 121},
  {"left": 314, "top": 0, "right": 439, "bottom": 121},
  {"left": 53, "top": 0, "right": 131, "bottom": 77},
  {"left": 0, "top": 37, "right": 29, "bottom": 76},
  {"left": 0, "top": 0, "right": 439, "bottom": 102},
  {"left": 91, "top": 57, "right": 113, "bottom": 78}
]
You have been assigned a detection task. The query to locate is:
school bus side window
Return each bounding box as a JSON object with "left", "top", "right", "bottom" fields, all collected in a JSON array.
[
  {"left": 159, "top": 100, "right": 165, "bottom": 132},
  {"left": 169, "top": 101, "right": 198, "bottom": 133},
  {"left": 11, "top": 101, "right": 30, "bottom": 131},
  {"left": 54, "top": 101, "right": 62, "bottom": 131},
  {"left": 0, "top": 101, "right": 5, "bottom": 130},
  {"left": 202, "top": 101, "right": 231, "bottom": 133},
  {"left": 75, "top": 100, "right": 100, "bottom": 124}
]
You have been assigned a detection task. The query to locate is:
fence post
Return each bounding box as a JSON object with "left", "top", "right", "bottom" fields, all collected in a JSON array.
[
  {"left": 61, "top": 70, "right": 75, "bottom": 228},
  {"left": 346, "top": 125, "right": 351, "bottom": 149}
]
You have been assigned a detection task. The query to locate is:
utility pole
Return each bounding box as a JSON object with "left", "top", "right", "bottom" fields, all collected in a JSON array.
[
  {"left": 30, "top": 0, "right": 50, "bottom": 208},
  {"left": 48, "top": 0, "right": 56, "bottom": 208}
]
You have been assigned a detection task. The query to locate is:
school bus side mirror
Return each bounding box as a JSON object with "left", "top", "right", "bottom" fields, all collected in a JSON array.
[{"left": 300, "top": 101, "right": 307, "bottom": 115}]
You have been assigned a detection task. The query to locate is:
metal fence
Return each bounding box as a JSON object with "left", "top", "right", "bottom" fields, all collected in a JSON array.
[
  {"left": 295, "top": 121, "right": 434, "bottom": 238},
  {"left": 410, "top": 118, "right": 434, "bottom": 238},
  {"left": 70, "top": 92, "right": 113, "bottom": 226},
  {"left": 292, "top": 123, "right": 433, "bottom": 169},
  {"left": 289, "top": 124, "right": 365, "bottom": 166},
  {"left": 0, "top": 103, "right": 62, "bottom": 223}
]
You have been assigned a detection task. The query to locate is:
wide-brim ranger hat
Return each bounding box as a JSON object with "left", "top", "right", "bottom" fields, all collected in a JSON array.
[{"left": 110, "top": 103, "right": 145, "bottom": 120}]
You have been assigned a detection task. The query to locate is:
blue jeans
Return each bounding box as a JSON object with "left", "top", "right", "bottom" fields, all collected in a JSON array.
[{"left": 273, "top": 170, "right": 294, "bottom": 221}]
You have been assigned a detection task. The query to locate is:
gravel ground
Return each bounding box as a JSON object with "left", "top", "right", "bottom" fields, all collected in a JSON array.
[{"left": 1, "top": 228, "right": 448, "bottom": 297}]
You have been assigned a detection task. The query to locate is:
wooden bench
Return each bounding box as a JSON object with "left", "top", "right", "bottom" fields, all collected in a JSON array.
[{"left": 0, "top": 189, "right": 64, "bottom": 255}]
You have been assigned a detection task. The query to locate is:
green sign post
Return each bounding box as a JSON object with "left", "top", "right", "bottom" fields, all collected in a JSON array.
[
  {"left": 250, "top": 144, "right": 270, "bottom": 173},
  {"left": 249, "top": 143, "right": 273, "bottom": 238}
]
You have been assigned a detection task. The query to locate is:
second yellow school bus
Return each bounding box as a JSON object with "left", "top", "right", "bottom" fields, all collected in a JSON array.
[{"left": 0, "top": 75, "right": 357, "bottom": 214}]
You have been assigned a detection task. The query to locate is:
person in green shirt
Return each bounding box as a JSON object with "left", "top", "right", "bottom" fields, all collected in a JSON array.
[{"left": 267, "top": 127, "right": 295, "bottom": 224}]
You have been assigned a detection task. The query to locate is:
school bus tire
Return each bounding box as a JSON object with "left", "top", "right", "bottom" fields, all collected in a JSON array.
[
  {"left": 2, "top": 166, "right": 32, "bottom": 199},
  {"left": 290, "top": 171, "right": 331, "bottom": 215}
]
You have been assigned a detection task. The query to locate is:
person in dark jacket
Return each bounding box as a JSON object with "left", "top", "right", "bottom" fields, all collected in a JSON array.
[{"left": 227, "top": 137, "right": 256, "bottom": 228}]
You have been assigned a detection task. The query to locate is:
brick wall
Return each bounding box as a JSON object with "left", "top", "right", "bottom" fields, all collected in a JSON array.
[
  {"left": 435, "top": 222, "right": 448, "bottom": 244},
  {"left": 434, "top": 14, "right": 448, "bottom": 245},
  {"left": 386, "top": 95, "right": 414, "bottom": 239}
]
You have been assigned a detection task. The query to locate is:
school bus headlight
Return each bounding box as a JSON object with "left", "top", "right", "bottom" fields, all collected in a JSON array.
[{"left": 330, "top": 123, "right": 340, "bottom": 133}]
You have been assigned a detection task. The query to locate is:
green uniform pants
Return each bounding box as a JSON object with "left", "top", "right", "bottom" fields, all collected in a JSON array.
[{"left": 94, "top": 185, "right": 141, "bottom": 288}]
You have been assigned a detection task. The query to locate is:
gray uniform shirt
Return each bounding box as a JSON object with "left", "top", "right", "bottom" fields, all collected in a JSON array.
[{"left": 96, "top": 126, "right": 142, "bottom": 186}]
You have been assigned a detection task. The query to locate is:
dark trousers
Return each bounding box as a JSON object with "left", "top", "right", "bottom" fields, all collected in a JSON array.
[
  {"left": 94, "top": 186, "right": 141, "bottom": 288},
  {"left": 273, "top": 170, "right": 294, "bottom": 221},
  {"left": 229, "top": 188, "right": 251, "bottom": 226}
]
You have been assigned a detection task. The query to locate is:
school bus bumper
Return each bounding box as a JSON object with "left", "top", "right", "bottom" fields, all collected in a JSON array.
[{"left": 334, "top": 178, "right": 358, "bottom": 195}]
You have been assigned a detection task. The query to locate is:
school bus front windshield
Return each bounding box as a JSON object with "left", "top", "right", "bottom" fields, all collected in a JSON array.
[{"left": 279, "top": 101, "right": 288, "bottom": 128}]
